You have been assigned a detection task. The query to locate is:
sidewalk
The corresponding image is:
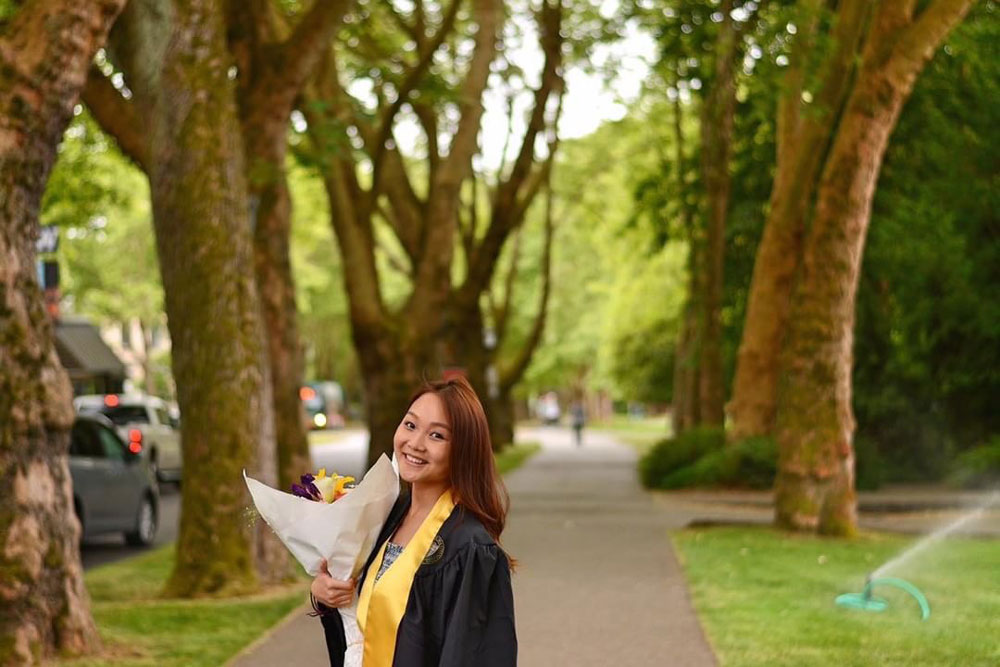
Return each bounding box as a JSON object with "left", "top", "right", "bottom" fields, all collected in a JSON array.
[
  {"left": 506, "top": 427, "right": 717, "bottom": 667},
  {"left": 230, "top": 426, "right": 717, "bottom": 666}
]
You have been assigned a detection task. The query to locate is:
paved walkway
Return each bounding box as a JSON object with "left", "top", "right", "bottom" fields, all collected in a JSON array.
[
  {"left": 230, "top": 426, "right": 717, "bottom": 666},
  {"left": 505, "top": 427, "right": 716, "bottom": 666}
]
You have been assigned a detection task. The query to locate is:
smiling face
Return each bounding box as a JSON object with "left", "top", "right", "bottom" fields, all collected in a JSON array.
[{"left": 393, "top": 392, "right": 452, "bottom": 487}]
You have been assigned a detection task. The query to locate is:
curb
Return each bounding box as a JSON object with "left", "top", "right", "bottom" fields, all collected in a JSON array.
[{"left": 224, "top": 601, "right": 311, "bottom": 666}]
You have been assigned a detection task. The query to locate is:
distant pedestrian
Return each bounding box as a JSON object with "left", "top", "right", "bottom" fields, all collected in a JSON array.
[{"left": 570, "top": 399, "right": 585, "bottom": 447}]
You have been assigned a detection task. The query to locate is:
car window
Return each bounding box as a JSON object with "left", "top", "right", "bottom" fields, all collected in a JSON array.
[
  {"left": 70, "top": 421, "right": 105, "bottom": 458},
  {"left": 99, "top": 405, "right": 150, "bottom": 425},
  {"left": 155, "top": 407, "right": 171, "bottom": 426},
  {"left": 97, "top": 426, "right": 126, "bottom": 462}
]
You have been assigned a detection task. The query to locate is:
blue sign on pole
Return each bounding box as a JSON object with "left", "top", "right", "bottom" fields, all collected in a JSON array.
[{"left": 36, "top": 225, "right": 59, "bottom": 254}]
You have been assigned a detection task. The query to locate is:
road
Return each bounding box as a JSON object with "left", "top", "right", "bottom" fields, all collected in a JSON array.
[{"left": 81, "top": 428, "right": 370, "bottom": 570}]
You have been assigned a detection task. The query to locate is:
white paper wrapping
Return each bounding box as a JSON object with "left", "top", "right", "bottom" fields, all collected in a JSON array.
[{"left": 243, "top": 454, "right": 400, "bottom": 666}]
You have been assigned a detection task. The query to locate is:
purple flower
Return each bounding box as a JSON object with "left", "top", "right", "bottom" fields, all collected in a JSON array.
[{"left": 291, "top": 483, "right": 317, "bottom": 500}]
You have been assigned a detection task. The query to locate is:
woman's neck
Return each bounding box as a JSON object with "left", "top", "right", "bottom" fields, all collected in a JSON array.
[{"left": 409, "top": 481, "right": 449, "bottom": 517}]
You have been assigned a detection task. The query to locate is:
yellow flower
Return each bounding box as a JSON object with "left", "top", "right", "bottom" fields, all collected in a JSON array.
[{"left": 313, "top": 471, "right": 355, "bottom": 503}]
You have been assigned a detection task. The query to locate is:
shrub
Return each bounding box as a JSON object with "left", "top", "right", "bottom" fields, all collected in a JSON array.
[
  {"left": 854, "top": 435, "right": 886, "bottom": 490},
  {"left": 639, "top": 429, "right": 776, "bottom": 490},
  {"left": 638, "top": 427, "right": 724, "bottom": 488},
  {"left": 948, "top": 436, "right": 1000, "bottom": 489}
]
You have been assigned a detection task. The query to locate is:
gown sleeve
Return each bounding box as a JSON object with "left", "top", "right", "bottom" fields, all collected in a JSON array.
[
  {"left": 318, "top": 604, "right": 345, "bottom": 667},
  {"left": 437, "top": 542, "right": 517, "bottom": 666}
]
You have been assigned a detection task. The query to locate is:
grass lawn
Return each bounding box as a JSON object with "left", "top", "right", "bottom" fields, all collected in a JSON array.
[
  {"left": 673, "top": 526, "right": 1000, "bottom": 666},
  {"left": 62, "top": 547, "right": 305, "bottom": 666},
  {"left": 589, "top": 414, "right": 671, "bottom": 455},
  {"left": 496, "top": 441, "right": 541, "bottom": 475}
]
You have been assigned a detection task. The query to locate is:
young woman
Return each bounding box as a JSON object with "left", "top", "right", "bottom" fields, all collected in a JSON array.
[{"left": 311, "top": 376, "right": 517, "bottom": 666}]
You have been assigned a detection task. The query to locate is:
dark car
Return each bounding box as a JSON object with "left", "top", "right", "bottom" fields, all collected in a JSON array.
[
  {"left": 300, "top": 382, "right": 346, "bottom": 430},
  {"left": 70, "top": 414, "right": 159, "bottom": 546}
]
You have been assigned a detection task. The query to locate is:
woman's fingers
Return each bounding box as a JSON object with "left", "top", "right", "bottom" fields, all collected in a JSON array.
[{"left": 327, "top": 577, "right": 356, "bottom": 592}]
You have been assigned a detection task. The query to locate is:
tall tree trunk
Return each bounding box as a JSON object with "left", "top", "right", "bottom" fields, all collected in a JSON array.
[
  {"left": 673, "top": 271, "right": 701, "bottom": 433},
  {"left": 0, "top": 0, "right": 125, "bottom": 662},
  {"left": 247, "top": 130, "right": 312, "bottom": 492},
  {"left": 669, "top": 78, "right": 698, "bottom": 435},
  {"left": 773, "top": 0, "right": 975, "bottom": 535},
  {"left": 490, "top": 392, "right": 517, "bottom": 450},
  {"left": 355, "top": 332, "right": 433, "bottom": 468},
  {"left": 230, "top": 0, "right": 352, "bottom": 492},
  {"left": 130, "top": 0, "right": 272, "bottom": 596},
  {"left": 728, "top": 0, "right": 872, "bottom": 441},
  {"left": 696, "top": 0, "right": 737, "bottom": 429},
  {"left": 86, "top": 0, "right": 349, "bottom": 589}
]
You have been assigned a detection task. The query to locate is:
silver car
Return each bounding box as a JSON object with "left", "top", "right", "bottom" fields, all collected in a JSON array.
[
  {"left": 70, "top": 414, "right": 159, "bottom": 546},
  {"left": 74, "top": 394, "right": 182, "bottom": 483}
]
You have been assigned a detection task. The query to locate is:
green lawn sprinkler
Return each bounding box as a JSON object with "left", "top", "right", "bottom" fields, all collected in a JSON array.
[{"left": 836, "top": 575, "right": 931, "bottom": 620}]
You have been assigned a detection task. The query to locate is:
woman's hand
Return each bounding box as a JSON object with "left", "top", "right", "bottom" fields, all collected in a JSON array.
[{"left": 311, "top": 559, "right": 356, "bottom": 608}]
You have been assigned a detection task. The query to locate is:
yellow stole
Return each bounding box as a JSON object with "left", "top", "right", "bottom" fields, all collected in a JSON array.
[{"left": 357, "top": 489, "right": 455, "bottom": 667}]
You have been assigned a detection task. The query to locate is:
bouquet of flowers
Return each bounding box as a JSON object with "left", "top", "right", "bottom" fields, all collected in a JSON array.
[
  {"left": 244, "top": 454, "right": 399, "bottom": 667},
  {"left": 291, "top": 468, "right": 356, "bottom": 503}
]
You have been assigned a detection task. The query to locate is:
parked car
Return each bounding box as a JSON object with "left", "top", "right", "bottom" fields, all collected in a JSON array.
[
  {"left": 74, "top": 393, "right": 182, "bottom": 483},
  {"left": 70, "top": 414, "right": 159, "bottom": 546},
  {"left": 300, "top": 381, "right": 346, "bottom": 430}
]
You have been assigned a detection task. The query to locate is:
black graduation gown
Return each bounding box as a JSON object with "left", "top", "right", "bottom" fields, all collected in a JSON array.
[{"left": 319, "top": 494, "right": 517, "bottom": 667}]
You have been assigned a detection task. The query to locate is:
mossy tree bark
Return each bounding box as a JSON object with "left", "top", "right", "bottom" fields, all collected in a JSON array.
[
  {"left": 146, "top": 0, "right": 271, "bottom": 595},
  {"left": 666, "top": 5, "right": 741, "bottom": 435},
  {"left": 0, "top": 0, "right": 125, "bottom": 662},
  {"left": 228, "top": 0, "right": 351, "bottom": 491},
  {"left": 772, "top": 0, "right": 975, "bottom": 535},
  {"left": 695, "top": 0, "right": 737, "bottom": 429},
  {"left": 729, "top": 0, "right": 885, "bottom": 441},
  {"left": 669, "top": 80, "right": 700, "bottom": 435},
  {"left": 83, "top": 0, "right": 349, "bottom": 587},
  {"left": 82, "top": 0, "right": 284, "bottom": 594}
]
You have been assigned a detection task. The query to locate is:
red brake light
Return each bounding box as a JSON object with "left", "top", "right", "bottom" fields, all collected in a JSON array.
[
  {"left": 128, "top": 441, "right": 142, "bottom": 454},
  {"left": 104, "top": 394, "right": 120, "bottom": 407},
  {"left": 299, "top": 386, "right": 316, "bottom": 400},
  {"left": 129, "top": 429, "right": 142, "bottom": 443}
]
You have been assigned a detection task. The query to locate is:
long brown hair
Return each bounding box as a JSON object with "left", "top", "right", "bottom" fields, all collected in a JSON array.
[{"left": 408, "top": 376, "right": 510, "bottom": 545}]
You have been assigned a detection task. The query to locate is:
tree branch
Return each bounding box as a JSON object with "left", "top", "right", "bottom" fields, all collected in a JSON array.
[
  {"left": 432, "top": 0, "right": 503, "bottom": 195},
  {"left": 893, "top": 0, "right": 975, "bottom": 73},
  {"left": 459, "top": 0, "right": 563, "bottom": 303},
  {"left": 303, "top": 53, "right": 386, "bottom": 331},
  {"left": 280, "top": 0, "right": 353, "bottom": 91},
  {"left": 369, "top": 0, "right": 461, "bottom": 186},
  {"left": 412, "top": 100, "right": 440, "bottom": 180},
  {"left": 81, "top": 65, "right": 150, "bottom": 172},
  {"left": 494, "top": 225, "right": 523, "bottom": 344},
  {"left": 495, "top": 0, "right": 562, "bottom": 211},
  {"left": 375, "top": 205, "right": 415, "bottom": 279},
  {"left": 499, "top": 173, "right": 555, "bottom": 392},
  {"left": 405, "top": 0, "right": 503, "bottom": 324}
]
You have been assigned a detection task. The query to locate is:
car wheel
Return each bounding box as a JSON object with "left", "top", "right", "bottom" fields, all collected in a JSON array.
[
  {"left": 125, "top": 495, "right": 157, "bottom": 547},
  {"left": 149, "top": 451, "right": 162, "bottom": 483}
]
